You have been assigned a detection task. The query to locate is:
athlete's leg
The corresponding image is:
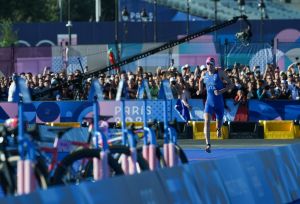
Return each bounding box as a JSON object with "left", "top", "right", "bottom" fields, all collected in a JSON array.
[
  {"left": 204, "top": 112, "right": 212, "bottom": 145},
  {"left": 215, "top": 105, "right": 224, "bottom": 138},
  {"left": 216, "top": 118, "right": 222, "bottom": 138},
  {"left": 204, "top": 103, "right": 213, "bottom": 153}
]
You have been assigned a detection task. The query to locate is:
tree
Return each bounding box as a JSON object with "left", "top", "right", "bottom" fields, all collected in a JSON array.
[
  {"left": 0, "top": 0, "right": 115, "bottom": 23},
  {"left": 0, "top": 19, "right": 18, "bottom": 47},
  {"left": 0, "top": 0, "right": 58, "bottom": 22}
]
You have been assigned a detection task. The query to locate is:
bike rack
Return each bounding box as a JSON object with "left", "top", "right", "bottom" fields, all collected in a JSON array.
[
  {"left": 137, "top": 79, "right": 158, "bottom": 170},
  {"left": 12, "top": 77, "right": 37, "bottom": 195},
  {"left": 88, "top": 79, "right": 109, "bottom": 180},
  {"left": 158, "top": 79, "right": 178, "bottom": 167},
  {"left": 116, "top": 78, "right": 138, "bottom": 175}
]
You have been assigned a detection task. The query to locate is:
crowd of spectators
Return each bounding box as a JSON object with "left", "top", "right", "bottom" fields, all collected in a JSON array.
[{"left": 1, "top": 61, "right": 300, "bottom": 102}]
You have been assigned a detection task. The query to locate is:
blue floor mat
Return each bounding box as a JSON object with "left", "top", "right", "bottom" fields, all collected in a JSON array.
[{"left": 184, "top": 147, "right": 272, "bottom": 162}]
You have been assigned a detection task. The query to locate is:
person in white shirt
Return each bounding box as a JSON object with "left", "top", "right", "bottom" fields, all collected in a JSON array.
[{"left": 8, "top": 74, "right": 18, "bottom": 102}]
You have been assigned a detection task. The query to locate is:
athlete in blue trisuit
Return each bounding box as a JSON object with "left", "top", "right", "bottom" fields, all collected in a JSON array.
[{"left": 197, "top": 57, "right": 233, "bottom": 153}]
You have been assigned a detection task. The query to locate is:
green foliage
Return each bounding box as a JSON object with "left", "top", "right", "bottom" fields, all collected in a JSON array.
[
  {"left": 0, "top": 19, "right": 18, "bottom": 47},
  {"left": 0, "top": 0, "right": 115, "bottom": 23},
  {"left": 0, "top": 0, "right": 58, "bottom": 22}
]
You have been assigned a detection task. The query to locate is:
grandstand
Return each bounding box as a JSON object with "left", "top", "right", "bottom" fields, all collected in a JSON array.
[{"left": 144, "top": 0, "right": 300, "bottom": 20}]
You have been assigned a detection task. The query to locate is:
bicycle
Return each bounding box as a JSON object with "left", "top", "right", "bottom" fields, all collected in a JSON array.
[{"left": 51, "top": 79, "right": 149, "bottom": 185}]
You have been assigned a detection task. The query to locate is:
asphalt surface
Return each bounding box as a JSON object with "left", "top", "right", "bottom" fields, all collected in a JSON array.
[
  {"left": 178, "top": 139, "right": 300, "bottom": 162},
  {"left": 178, "top": 139, "right": 300, "bottom": 149}
]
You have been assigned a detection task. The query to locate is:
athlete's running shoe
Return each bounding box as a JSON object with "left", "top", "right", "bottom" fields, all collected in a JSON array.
[
  {"left": 217, "top": 128, "right": 222, "bottom": 138},
  {"left": 205, "top": 144, "right": 211, "bottom": 153}
]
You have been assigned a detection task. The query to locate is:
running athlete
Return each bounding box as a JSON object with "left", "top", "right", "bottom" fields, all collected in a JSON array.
[{"left": 197, "top": 57, "right": 233, "bottom": 153}]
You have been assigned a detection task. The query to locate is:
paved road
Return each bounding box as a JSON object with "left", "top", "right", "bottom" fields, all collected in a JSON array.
[
  {"left": 178, "top": 139, "right": 300, "bottom": 162},
  {"left": 178, "top": 139, "right": 300, "bottom": 148}
]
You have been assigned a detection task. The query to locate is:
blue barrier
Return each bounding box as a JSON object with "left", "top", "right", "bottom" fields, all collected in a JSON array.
[
  {"left": 237, "top": 150, "right": 276, "bottom": 203},
  {"left": 185, "top": 161, "right": 230, "bottom": 203},
  {"left": 249, "top": 100, "right": 300, "bottom": 121},
  {"left": 213, "top": 156, "right": 256, "bottom": 204},
  {"left": 123, "top": 171, "right": 170, "bottom": 203},
  {"left": 2, "top": 144, "right": 300, "bottom": 203},
  {"left": 1, "top": 100, "right": 300, "bottom": 123},
  {"left": 156, "top": 166, "right": 202, "bottom": 204},
  {"left": 77, "top": 176, "right": 134, "bottom": 203},
  {"left": 256, "top": 149, "right": 291, "bottom": 203},
  {"left": 273, "top": 146, "right": 300, "bottom": 201}
]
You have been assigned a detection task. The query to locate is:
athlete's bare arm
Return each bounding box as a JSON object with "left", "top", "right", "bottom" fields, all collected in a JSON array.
[
  {"left": 214, "top": 69, "right": 234, "bottom": 96},
  {"left": 196, "top": 71, "right": 205, "bottom": 95}
]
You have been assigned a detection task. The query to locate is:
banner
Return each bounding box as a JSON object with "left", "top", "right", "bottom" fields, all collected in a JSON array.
[
  {"left": 249, "top": 100, "right": 300, "bottom": 121},
  {"left": 1, "top": 99, "right": 299, "bottom": 124},
  {"left": 0, "top": 99, "right": 239, "bottom": 123}
]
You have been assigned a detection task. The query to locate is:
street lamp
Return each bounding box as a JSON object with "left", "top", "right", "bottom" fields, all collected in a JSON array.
[
  {"left": 238, "top": 0, "right": 245, "bottom": 15},
  {"left": 153, "top": 0, "right": 157, "bottom": 42},
  {"left": 115, "top": 0, "right": 120, "bottom": 62},
  {"left": 121, "top": 7, "right": 129, "bottom": 21},
  {"left": 141, "top": 8, "right": 148, "bottom": 22},
  {"left": 141, "top": 9, "right": 148, "bottom": 42},
  {"left": 213, "top": 0, "right": 219, "bottom": 41},
  {"left": 66, "top": 20, "right": 72, "bottom": 45},
  {"left": 58, "top": 0, "right": 62, "bottom": 22},
  {"left": 66, "top": 0, "right": 72, "bottom": 45},
  {"left": 258, "top": 0, "right": 266, "bottom": 42},
  {"left": 186, "top": 0, "right": 190, "bottom": 36},
  {"left": 121, "top": 7, "right": 129, "bottom": 42}
]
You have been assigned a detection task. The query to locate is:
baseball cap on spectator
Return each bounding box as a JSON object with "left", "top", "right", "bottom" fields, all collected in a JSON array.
[
  {"left": 56, "top": 94, "right": 61, "bottom": 101},
  {"left": 183, "top": 75, "right": 189, "bottom": 81},
  {"left": 181, "top": 64, "right": 190, "bottom": 71},
  {"left": 169, "top": 77, "right": 176, "bottom": 83},
  {"left": 281, "top": 80, "right": 287, "bottom": 84},
  {"left": 200, "top": 65, "right": 206, "bottom": 71},
  {"left": 51, "top": 78, "right": 58, "bottom": 86},
  {"left": 280, "top": 71, "right": 286, "bottom": 76},
  {"left": 206, "top": 57, "right": 215, "bottom": 66},
  {"left": 254, "top": 68, "right": 260, "bottom": 75},
  {"left": 225, "top": 66, "right": 232, "bottom": 72},
  {"left": 129, "top": 75, "right": 134, "bottom": 81}
]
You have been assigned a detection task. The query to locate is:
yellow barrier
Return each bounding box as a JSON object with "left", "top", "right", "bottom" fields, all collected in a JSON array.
[
  {"left": 116, "top": 122, "right": 144, "bottom": 137},
  {"left": 259, "top": 120, "right": 296, "bottom": 139},
  {"left": 45, "top": 122, "right": 81, "bottom": 128},
  {"left": 295, "top": 124, "right": 300, "bottom": 138},
  {"left": 189, "top": 121, "right": 228, "bottom": 140}
]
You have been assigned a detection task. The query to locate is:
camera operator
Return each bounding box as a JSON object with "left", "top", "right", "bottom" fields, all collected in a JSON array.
[
  {"left": 170, "top": 77, "right": 181, "bottom": 99},
  {"left": 256, "top": 79, "right": 268, "bottom": 100},
  {"left": 278, "top": 80, "right": 292, "bottom": 100},
  {"left": 71, "top": 69, "right": 84, "bottom": 100}
]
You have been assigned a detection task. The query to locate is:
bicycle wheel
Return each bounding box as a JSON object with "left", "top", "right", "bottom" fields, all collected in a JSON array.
[
  {"left": 109, "top": 145, "right": 149, "bottom": 172},
  {"left": 137, "top": 145, "right": 167, "bottom": 168},
  {"left": 0, "top": 155, "right": 48, "bottom": 196},
  {"left": 157, "top": 143, "right": 189, "bottom": 165},
  {"left": 52, "top": 148, "right": 123, "bottom": 185},
  {"left": 175, "top": 144, "right": 188, "bottom": 164}
]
